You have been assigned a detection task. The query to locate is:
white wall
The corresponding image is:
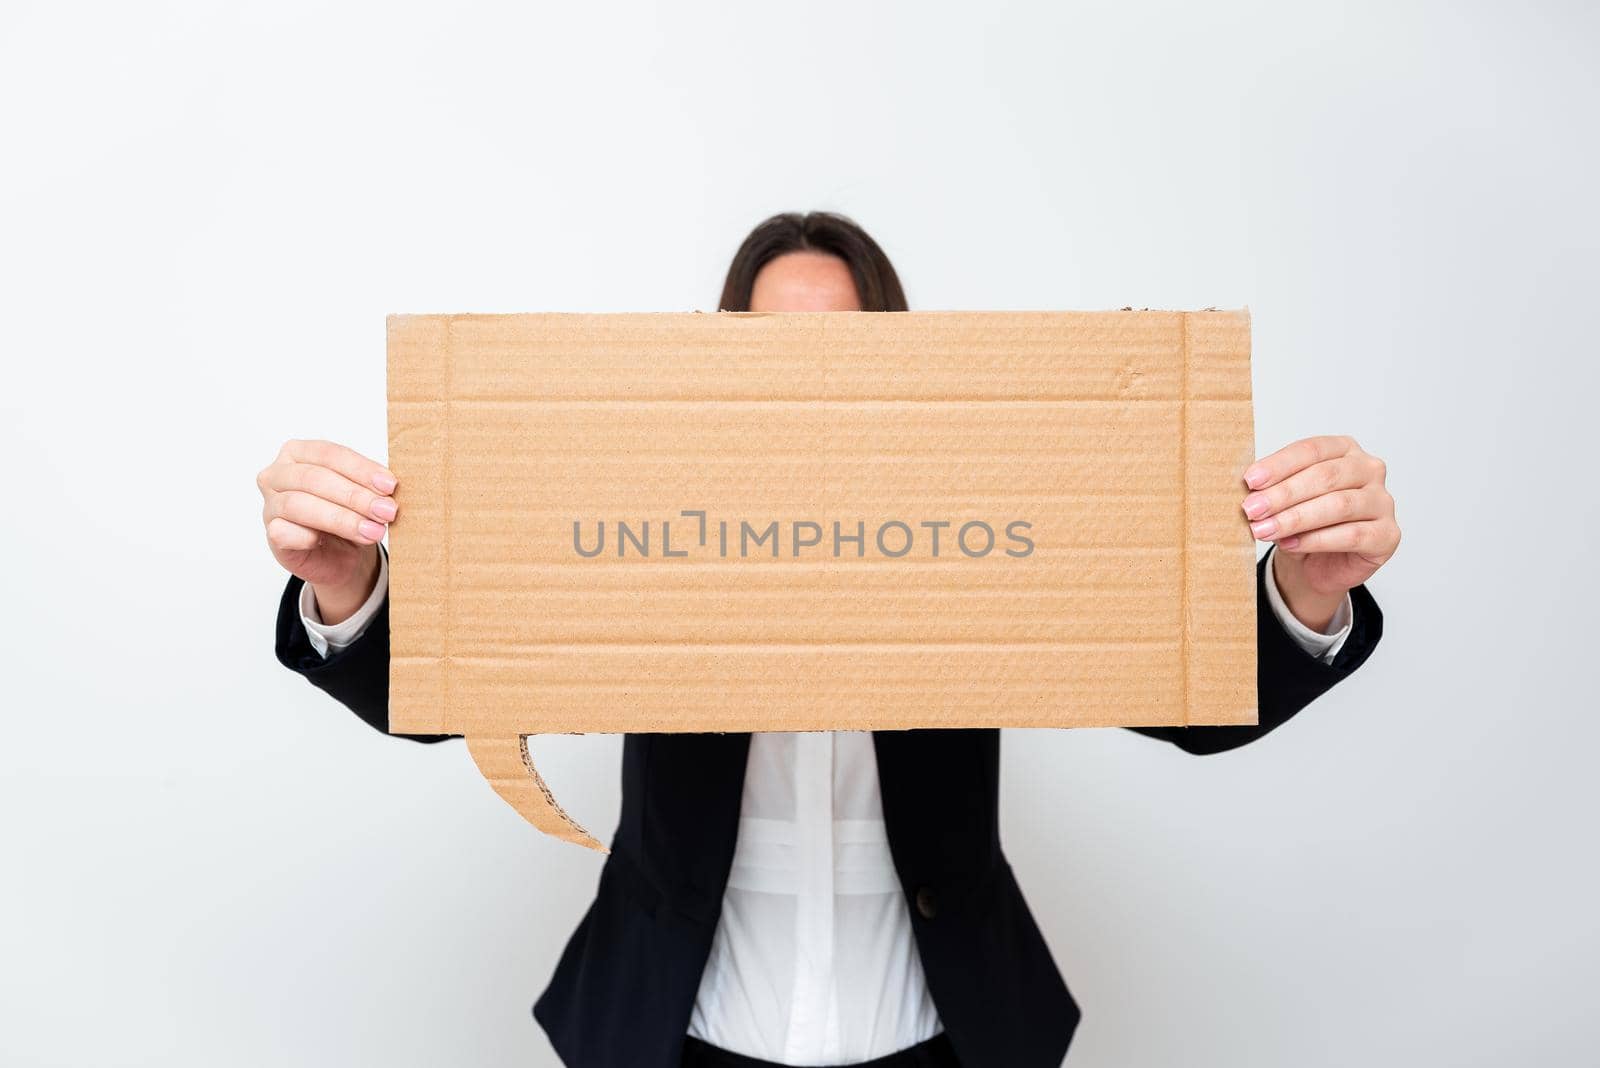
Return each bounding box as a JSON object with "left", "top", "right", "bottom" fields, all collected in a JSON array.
[{"left": 3, "top": 1, "right": 1595, "bottom": 1065}]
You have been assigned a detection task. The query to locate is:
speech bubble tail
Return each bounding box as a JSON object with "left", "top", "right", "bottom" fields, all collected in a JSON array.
[{"left": 465, "top": 735, "right": 608, "bottom": 852}]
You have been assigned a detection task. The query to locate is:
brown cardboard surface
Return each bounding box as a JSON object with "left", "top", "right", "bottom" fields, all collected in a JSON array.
[{"left": 387, "top": 311, "right": 1257, "bottom": 849}]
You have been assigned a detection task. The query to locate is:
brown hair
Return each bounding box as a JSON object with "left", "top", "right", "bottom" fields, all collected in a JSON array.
[{"left": 719, "top": 211, "right": 908, "bottom": 313}]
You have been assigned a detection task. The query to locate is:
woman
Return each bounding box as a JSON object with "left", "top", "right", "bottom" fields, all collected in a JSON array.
[{"left": 261, "top": 212, "right": 1398, "bottom": 1068}]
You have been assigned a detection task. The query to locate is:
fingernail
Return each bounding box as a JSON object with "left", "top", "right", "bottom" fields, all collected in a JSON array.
[
  {"left": 1250, "top": 518, "right": 1278, "bottom": 539},
  {"left": 1242, "top": 493, "right": 1270, "bottom": 520},
  {"left": 1278, "top": 536, "right": 1300, "bottom": 550},
  {"left": 372, "top": 498, "right": 397, "bottom": 521},
  {"left": 373, "top": 471, "right": 397, "bottom": 494},
  {"left": 1243, "top": 464, "right": 1268, "bottom": 489},
  {"left": 358, "top": 520, "right": 386, "bottom": 541}
]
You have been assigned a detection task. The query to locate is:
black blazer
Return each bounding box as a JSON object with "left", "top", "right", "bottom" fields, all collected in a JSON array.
[{"left": 275, "top": 552, "right": 1382, "bottom": 1068}]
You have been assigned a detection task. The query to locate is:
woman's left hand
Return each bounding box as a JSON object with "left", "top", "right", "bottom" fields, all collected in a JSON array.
[{"left": 1241, "top": 435, "right": 1401, "bottom": 631}]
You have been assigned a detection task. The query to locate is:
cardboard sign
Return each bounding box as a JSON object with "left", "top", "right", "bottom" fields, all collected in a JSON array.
[{"left": 387, "top": 311, "right": 1257, "bottom": 849}]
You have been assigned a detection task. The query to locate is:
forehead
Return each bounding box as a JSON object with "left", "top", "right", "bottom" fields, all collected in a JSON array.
[{"left": 749, "top": 251, "right": 861, "bottom": 312}]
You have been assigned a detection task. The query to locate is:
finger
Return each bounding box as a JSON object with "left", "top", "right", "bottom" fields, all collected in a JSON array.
[
  {"left": 1252, "top": 487, "right": 1381, "bottom": 541},
  {"left": 1243, "top": 435, "right": 1354, "bottom": 491},
  {"left": 281, "top": 439, "right": 397, "bottom": 495},
  {"left": 270, "top": 461, "right": 398, "bottom": 523},
  {"left": 1278, "top": 520, "right": 1395, "bottom": 558},
  {"left": 271, "top": 488, "right": 387, "bottom": 545},
  {"left": 1242, "top": 457, "right": 1367, "bottom": 521},
  {"left": 265, "top": 516, "right": 320, "bottom": 554}
]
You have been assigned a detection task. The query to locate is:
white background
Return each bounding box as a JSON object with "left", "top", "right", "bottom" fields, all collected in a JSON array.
[{"left": 3, "top": 1, "right": 1596, "bottom": 1065}]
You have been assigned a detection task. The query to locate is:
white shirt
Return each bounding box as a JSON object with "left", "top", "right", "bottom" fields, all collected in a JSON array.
[{"left": 299, "top": 542, "right": 1350, "bottom": 1065}]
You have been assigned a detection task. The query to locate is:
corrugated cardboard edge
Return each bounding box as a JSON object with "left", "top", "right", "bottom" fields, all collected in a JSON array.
[
  {"left": 1184, "top": 309, "right": 1258, "bottom": 726},
  {"left": 464, "top": 737, "right": 604, "bottom": 851}
]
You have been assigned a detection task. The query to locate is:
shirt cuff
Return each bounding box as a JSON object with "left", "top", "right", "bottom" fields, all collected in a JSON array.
[
  {"left": 1263, "top": 544, "right": 1352, "bottom": 664},
  {"left": 298, "top": 542, "right": 388, "bottom": 659}
]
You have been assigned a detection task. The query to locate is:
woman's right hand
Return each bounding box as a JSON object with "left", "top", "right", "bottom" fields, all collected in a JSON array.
[{"left": 258, "top": 439, "right": 398, "bottom": 624}]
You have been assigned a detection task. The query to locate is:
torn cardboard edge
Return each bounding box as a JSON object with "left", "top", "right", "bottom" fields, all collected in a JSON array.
[{"left": 387, "top": 310, "right": 1257, "bottom": 850}]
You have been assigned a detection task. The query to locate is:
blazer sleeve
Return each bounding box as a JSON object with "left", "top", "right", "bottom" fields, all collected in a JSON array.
[
  {"left": 274, "top": 572, "right": 456, "bottom": 743},
  {"left": 1126, "top": 551, "right": 1384, "bottom": 755}
]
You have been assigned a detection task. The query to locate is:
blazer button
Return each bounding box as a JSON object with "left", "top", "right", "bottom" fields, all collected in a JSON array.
[{"left": 915, "top": 886, "right": 939, "bottom": 920}]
